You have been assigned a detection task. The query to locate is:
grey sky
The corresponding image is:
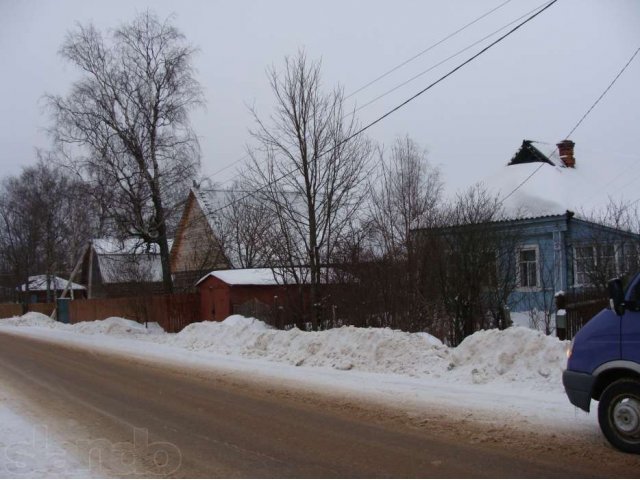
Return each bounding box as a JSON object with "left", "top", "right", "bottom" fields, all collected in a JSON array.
[{"left": 1, "top": 0, "right": 638, "bottom": 198}]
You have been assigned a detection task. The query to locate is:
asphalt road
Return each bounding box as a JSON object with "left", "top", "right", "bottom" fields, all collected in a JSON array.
[{"left": 0, "top": 331, "right": 638, "bottom": 478}]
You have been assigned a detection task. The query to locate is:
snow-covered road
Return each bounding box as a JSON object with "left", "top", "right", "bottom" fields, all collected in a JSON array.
[{"left": 1, "top": 313, "right": 636, "bottom": 476}]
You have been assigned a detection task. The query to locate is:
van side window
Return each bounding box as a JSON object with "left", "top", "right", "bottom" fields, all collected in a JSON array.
[{"left": 627, "top": 280, "right": 640, "bottom": 308}]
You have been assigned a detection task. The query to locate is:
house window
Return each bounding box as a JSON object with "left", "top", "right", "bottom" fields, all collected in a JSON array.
[
  {"left": 597, "top": 244, "right": 617, "bottom": 279},
  {"left": 574, "top": 244, "right": 618, "bottom": 286},
  {"left": 621, "top": 243, "right": 639, "bottom": 276},
  {"left": 518, "top": 247, "right": 538, "bottom": 288},
  {"left": 575, "top": 245, "right": 595, "bottom": 286}
]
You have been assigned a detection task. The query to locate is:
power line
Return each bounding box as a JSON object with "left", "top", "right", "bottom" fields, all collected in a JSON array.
[
  {"left": 345, "top": 0, "right": 513, "bottom": 100},
  {"left": 347, "top": 0, "right": 551, "bottom": 118},
  {"left": 202, "top": 0, "right": 533, "bottom": 187},
  {"left": 498, "top": 45, "right": 640, "bottom": 207},
  {"left": 208, "top": 0, "right": 558, "bottom": 217},
  {"left": 205, "top": 153, "right": 249, "bottom": 180},
  {"left": 566, "top": 46, "right": 640, "bottom": 140}
]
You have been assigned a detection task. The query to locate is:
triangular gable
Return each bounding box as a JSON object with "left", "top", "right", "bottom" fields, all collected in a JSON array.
[{"left": 508, "top": 140, "right": 556, "bottom": 166}]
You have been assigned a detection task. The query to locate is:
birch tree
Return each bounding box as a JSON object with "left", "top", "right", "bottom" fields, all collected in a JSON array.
[{"left": 47, "top": 11, "right": 203, "bottom": 293}]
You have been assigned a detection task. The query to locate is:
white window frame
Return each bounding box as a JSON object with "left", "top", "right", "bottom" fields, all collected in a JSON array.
[
  {"left": 572, "top": 243, "right": 619, "bottom": 287},
  {"left": 620, "top": 242, "right": 640, "bottom": 276},
  {"left": 516, "top": 244, "right": 540, "bottom": 291}
]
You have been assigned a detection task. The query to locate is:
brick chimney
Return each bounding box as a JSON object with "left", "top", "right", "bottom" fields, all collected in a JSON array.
[{"left": 557, "top": 140, "right": 576, "bottom": 168}]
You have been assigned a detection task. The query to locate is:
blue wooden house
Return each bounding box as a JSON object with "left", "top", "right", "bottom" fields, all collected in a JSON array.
[
  {"left": 413, "top": 140, "right": 640, "bottom": 320},
  {"left": 471, "top": 211, "right": 638, "bottom": 313}
]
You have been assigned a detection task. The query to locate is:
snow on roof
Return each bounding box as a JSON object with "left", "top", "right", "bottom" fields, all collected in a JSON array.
[
  {"left": 481, "top": 141, "right": 638, "bottom": 217},
  {"left": 483, "top": 161, "right": 569, "bottom": 217},
  {"left": 93, "top": 238, "right": 173, "bottom": 255},
  {"left": 205, "top": 268, "right": 280, "bottom": 286},
  {"left": 19, "top": 275, "right": 85, "bottom": 292},
  {"left": 92, "top": 237, "right": 171, "bottom": 283},
  {"left": 197, "top": 267, "right": 341, "bottom": 287},
  {"left": 97, "top": 254, "right": 164, "bottom": 284},
  {"left": 192, "top": 189, "right": 226, "bottom": 232}
]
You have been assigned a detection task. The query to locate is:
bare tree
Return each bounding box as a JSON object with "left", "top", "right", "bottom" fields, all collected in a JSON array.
[
  {"left": 324, "top": 136, "right": 444, "bottom": 332},
  {"left": 245, "top": 51, "right": 373, "bottom": 330},
  {"left": 370, "top": 135, "right": 443, "bottom": 259},
  {"left": 577, "top": 198, "right": 640, "bottom": 294},
  {"left": 47, "top": 11, "right": 204, "bottom": 293},
  {"left": 0, "top": 160, "right": 95, "bottom": 303},
  {"left": 415, "top": 184, "right": 516, "bottom": 345},
  {"left": 0, "top": 177, "right": 41, "bottom": 303},
  {"left": 218, "top": 184, "right": 276, "bottom": 268}
]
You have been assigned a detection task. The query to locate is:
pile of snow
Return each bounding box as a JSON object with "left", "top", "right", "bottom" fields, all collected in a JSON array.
[
  {"left": 0, "top": 312, "right": 58, "bottom": 328},
  {"left": 449, "top": 327, "right": 568, "bottom": 389},
  {"left": 169, "top": 316, "right": 272, "bottom": 352},
  {"left": 162, "top": 315, "right": 567, "bottom": 390},
  {"left": 0, "top": 313, "right": 570, "bottom": 391},
  {"left": 169, "top": 316, "right": 449, "bottom": 375},
  {"left": 72, "top": 317, "right": 163, "bottom": 336}
]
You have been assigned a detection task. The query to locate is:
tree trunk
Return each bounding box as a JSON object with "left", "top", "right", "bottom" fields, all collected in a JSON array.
[{"left": 151, "top": 181, "right": 173, "bottom": 294}]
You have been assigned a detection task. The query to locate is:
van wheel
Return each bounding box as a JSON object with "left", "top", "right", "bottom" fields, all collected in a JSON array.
[{"left": 598, "top": 379, "right": 640, "bottom": 454}]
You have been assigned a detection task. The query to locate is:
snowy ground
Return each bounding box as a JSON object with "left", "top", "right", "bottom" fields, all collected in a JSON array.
[
  {"left": 0, "top": 313, "right": 601, "bottom": 476},
  {"left": 0, "top": 356, "right": 97, "bottom": 478}
]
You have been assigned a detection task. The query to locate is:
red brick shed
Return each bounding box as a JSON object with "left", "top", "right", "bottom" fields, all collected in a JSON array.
[{"left": 196, "top": 268, "right": 307, "bottom": 321}]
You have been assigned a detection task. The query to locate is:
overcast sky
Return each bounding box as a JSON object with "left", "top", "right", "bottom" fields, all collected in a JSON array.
[{"left": 1, "top": 0, "right": 639, "bottom": 198}]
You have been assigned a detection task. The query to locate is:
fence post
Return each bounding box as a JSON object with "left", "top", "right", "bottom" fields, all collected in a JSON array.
[
  {"left": 56, "top": 298, "right": 70, "bottom": 324},
  {"left": 555, "top": 292, "right": 567, "bottom": 340}
]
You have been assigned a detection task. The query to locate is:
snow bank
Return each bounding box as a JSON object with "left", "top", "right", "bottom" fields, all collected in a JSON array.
[
  {"left": 449, "top": 327, "right": 568, "bottom": 389},
  {"left": 0, "top": 313, "right": 569, "bottom": 392},
  {"left": 72, "top": 317, "right": 163, "bottom": 336},
  {"left": 0, "top": 312, "right": 58, "bottom": 328},
  {"left": 163, "top": 316, "right": 566, "bottom": 391},
  {"left": 169, "top": 317, "right": 449, "bottom": 375}
]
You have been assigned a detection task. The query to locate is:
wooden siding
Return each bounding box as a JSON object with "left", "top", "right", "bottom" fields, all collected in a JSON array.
[{"left": 171, "top": 192, "right": 228, "bottom": 285}]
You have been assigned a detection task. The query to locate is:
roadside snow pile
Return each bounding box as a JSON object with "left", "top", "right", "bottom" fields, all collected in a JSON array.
[
  {"left": 171, "top": 316, "right": 271, "bottom": 352},
  {"left": 0, "top": 312, "right": 569, "bottom": 391},
  {"left": 0, "top": 312, "right": 58, "bottom": 328},
  {"left": 166, "top": 317, "right": 568, "bottom": 390},
  {"left": 170, "top": 317, "right": 450, "bottom": 375},
  {"left": 72, "top": 317, "right": 163, "bottom": 336},
  {"left": 449, "top": 327, "right": 569, "bottom": 389}
]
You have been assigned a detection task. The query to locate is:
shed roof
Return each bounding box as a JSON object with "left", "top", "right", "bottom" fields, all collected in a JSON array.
[
  {"left": 196, "top": 267, "right": 331, "bottom": 287},
  {"left": 19, "top": 275, "right": 85, "bottom": 292},
  {"left": 91, "top": 238, "right": 172, "bottom": 284},
  {"left": 97, "top": 254, "right": 164, "bottom": 283},
  {"left": 199, "top": 268, "right": 280, "bottom": 286},
  {"left": 93, "top": 238, "right": 173, "bottom": 255}
]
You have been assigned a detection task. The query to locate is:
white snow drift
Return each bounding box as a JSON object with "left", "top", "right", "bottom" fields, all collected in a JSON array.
[{"left": 0, "top": 313, "right": 569, "bottom": 393}]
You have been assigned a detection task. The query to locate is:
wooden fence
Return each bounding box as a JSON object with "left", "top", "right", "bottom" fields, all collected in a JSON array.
[
  {"left": 565, "top": 298, "right": 609, "bottom": 339},
  {"left": 0, "top": 293, "right": 200, "bottom": 333},
  {"left": 558, "top": 289, "right": 609, "bottom": 340},
  {"left": 0, "top": 303, "right": 23, "bottom": 318},
  {"left": 68, "top": 294, "right": 200, "bottom": 332},
  {"left": 0, "top": 302, "right": 55, "bottom": 319}
]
